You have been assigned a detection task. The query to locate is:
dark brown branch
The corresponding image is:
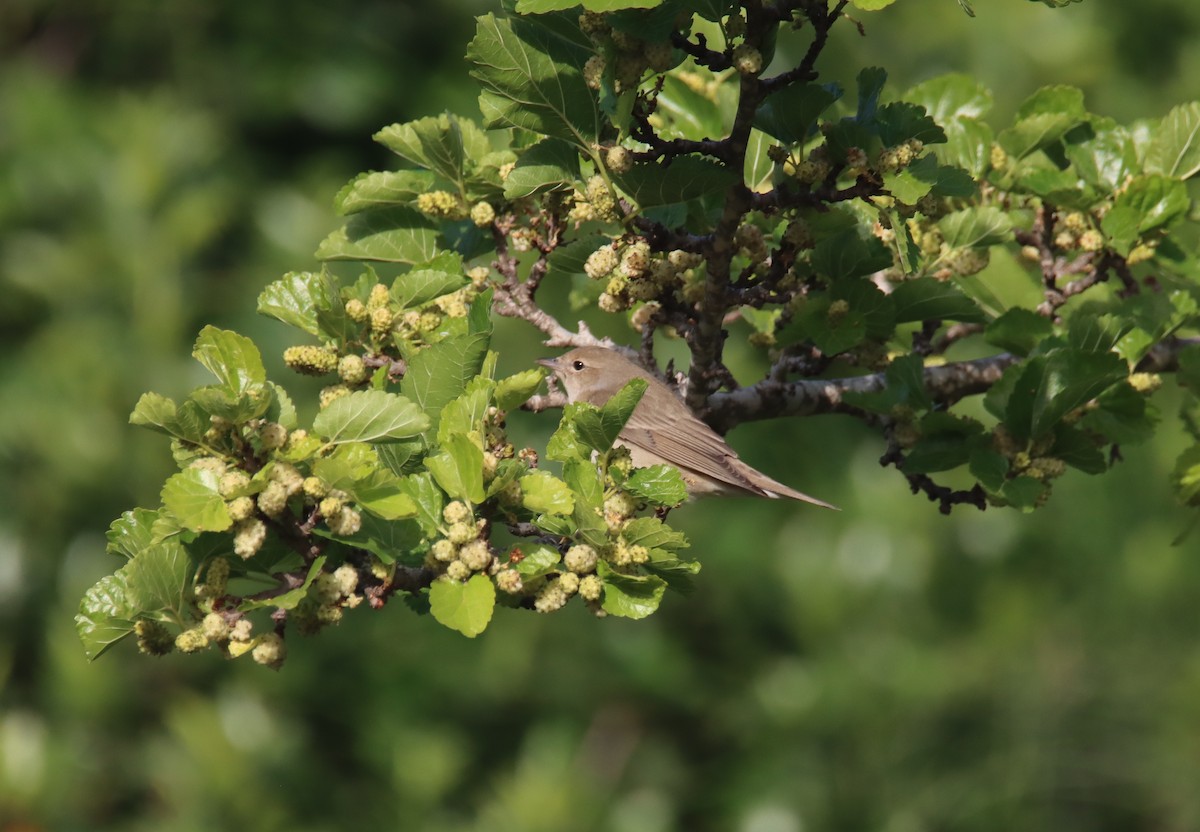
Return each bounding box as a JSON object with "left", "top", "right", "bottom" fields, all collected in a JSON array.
[{"left": 705, "top": 353, "right": 1019, "bottom": 431}]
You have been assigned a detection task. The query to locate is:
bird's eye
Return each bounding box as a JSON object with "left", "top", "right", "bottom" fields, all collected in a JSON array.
[{"left": 571, "top": 360, "right": 585, "bottom": 371}]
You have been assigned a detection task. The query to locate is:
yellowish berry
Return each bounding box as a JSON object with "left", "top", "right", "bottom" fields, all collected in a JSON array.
[
  {"left": 338, "top": 354, "right": 367, "bottom": 384},
  {"left": 226, "top": 496, "right": 255, "bottom": 523},
  {"left": 443, "top": 500, "right": 472, "bottom": 525},
  {"left": 135, "top": 620, "right": 175, "bottom": 656},
  {"left": 579, "top": 574, "right": 603, "bottom": 602},
  {"left": 175, "top": 627, "right": 210, "bottom": 654},
  {"left": 234, "top": 518, "right": 267, "bottom": 559},
  {"left": 470, "top": 201, "right": 496, "bottom": 227},
  {"left": 319, "top": 385, "right": 351, "bottom": 410},
  {"left": 251, "top": 633, "right": 286, "bottom": 670},
  {"left": 283, "top": 344, "right": 339, "bottom": 375},
  {"left": 564, "top": 544, "right": 599, "bottom": 574}
]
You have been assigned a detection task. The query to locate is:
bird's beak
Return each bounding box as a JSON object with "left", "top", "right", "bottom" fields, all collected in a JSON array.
[{"left": 535, "top": 357, "right": 559, "bottom": 373}]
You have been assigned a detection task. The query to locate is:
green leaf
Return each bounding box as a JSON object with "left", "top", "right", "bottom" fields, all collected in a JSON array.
[
  {"left": 192, "top": 326, "right": 266, "bottom": 396},
  {"left": 753, "top": 83, "right": 840, "bottom": 145},
  {"left": 513, "top": 544, "right": 561, "bottom": 578},
  {"left": 986, "top": 308, "right": 1053, "bottom": 356},
  {"left": 547, "top": 408, "right": 588, "bottom": 462},
  {"left": 398, "top": 472, "right": 445, "bottom": 536},
  {"left": 392, "top": 252, "right": 468, "bottom": 308},
  {"left": 469, "top": 14, "right": 600, "bottom": 147},
  {"left": 400, "top": 332, "right": 490, "bottom": 430},
  {"left": 504, "top": 138, "right": 581, "bottom": 198},
  {"left": 621, "top": 516, "right": 689, "bottom": 551},
  {"left": 656, "top": 74, "right": 727, "bottom": 142},
  {"left": 429, "top": 574, "right": 495, "bottom": 637},
  {"left": 1100, "top": 174, "right": 1190, "bottom": 255},
  {"left": 335, "top": 170, "right": 437, "bottom": 215},
  {"left": 939, "top": 118, "right": 994, "bottom": 176},
  {"left": 850, "top": 0, "right": 897, "bottom": 9},
  {"left": 1064, "top": 119, "right": 1137, "bottom": 193},
  {"left": 938, "top": 206, "right": 1013, "bottom": 249},
  {"left": 563, "top": 458, "right": 607, "bottom": 546},
  {"left": 351, "top": 470, "right": 419, "bottom": 520},
  {"left": 797, "top": 295, "right": 867, "bottom": 356},
  {"left": 856, "top": 67, "right": 887, "bottom": 124},
  {"left": 76, "top": 573, "right": 136, "bottom": 661},
  {"left": 313, "top": 443, "right": 379, "bottom": 490},
  {"left": 161, "top": 468, "right": 232, "bottom": 533},
  {"left": 437, "top": 378, "right": 495, "bottom": 444},
  {"left": 875, "top": 102, "right": 947, "bottom": 147},
  {"left": 574, "top": 378, "right": 648, "bottom": 451},
  {"left": 425, "top": 433, "right": 486, "bottom": 504},
  {"left": 597, "top": 561, "right": 666, "bottom": 619},
  {"left": 890, "top": 278, "right": 985, "bottom": 324},
  {"left": 1147, "top": 102, "right": 1200, "bottom": 180},
  {"left": 257, "top": 271, "right": 335, "bottom": 335},
  {"left": 373, "top": 114, "right": 490, "bottom": 194},
  {"left": 240, "top": 557, "right": 327, "bottom": 611},
  {"left": 519, "top": 469, "right": 575, "bottom": 515},
  {"left": 1029, "top": 349, "right": 1128, "bottom": 437},
  {"left": 997, "top": 85, "right": 1087, "bottom": 158},
  {"left": 129, "top": 393, "right": 206, "bottom": 443},
  {"left": 1052, "top": 426, "right": 1107, "bottom": 474},
  {"left": 317, "top": 207, "right": 441, "bottom": 265},
  {"left": 904, "top": 74, "right": 994, "bottom": 124},
  {"left": 883, "top": 154, "right": 938, "bottom": 205},
  {"left": 969, "top": 448, "right": 1010, "bottom": 492},
  {"left": 612, "top": 157, "right": 741, "bottom": 208},
  {"left": 1172, "top": 445, "right": 1200, "bottom": 506},
  {"left": 1000, "top": 476, "right": 1047, "bottom": 511},
  {"left": 125, "top": 540, "right": 192, "bottom": 617},
  {"left": 313, "top": 390, "right": 430, "bottom": 444},
  {"left": 623, "top": 465, "right": 687, "bottom": 507},
  {"left": 811, "top": 229, "right": 893, "bottom": 281},
  {"left": 495, "top": 369, "right": 544, "bottom": 410},
  {"left": 106, "top": 508, "right": 163, "bottom": 559},
  {"left": 1080, "top": 381, "right": 1157, "bottom": 445}
]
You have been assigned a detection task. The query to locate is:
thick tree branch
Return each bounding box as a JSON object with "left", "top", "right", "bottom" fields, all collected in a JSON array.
[{"left": 705, "top": 353, "right": 1018, "bottom": 431}]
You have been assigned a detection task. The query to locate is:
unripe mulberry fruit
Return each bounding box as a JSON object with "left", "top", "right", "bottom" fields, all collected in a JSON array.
[
  {"left": 579, "top": 574, "right": 603, "bottom": 602},
  {"left": 219, "top": 470, "right": 251, "bottom": 498},
  {"left": 259, "top": 421, "right": 288, "bottom": 450},
  {"left": 256, "top": 481, "right": 288, "bottom": 518},
  {"left": 251, "top": 633, "right": 286, "bottom": 669},
  {"left": 470, "top": 201, "right": 496, "bottom": 227},
  {"left": 585, "top": 245, "right": 619, "bottom": 280},
  {"left": 346, "top": 298, "right": 368, "bottom": 322},
  {"left": 234, "top": 518, "right": 267, "bottom": 559},
  {"left": 326, "top": 506, "right": 362, "bottom": 537},
  {"left": 644, "top": 41, "right": 675, "bottom": 73},
  {"left": 283, "top": 345, "right": 338, "bottom": 375},
  {"left": 564, "top": 544, "right": 598, "bottom": 574},
  {"left": 175, "top": 628, "right": 209, "bottom": 654},
  {"left": 458, "top": 539, "right": 492, "bottom": 572},
  {"left": 443, "top": 500, "right": 472, "bottom": 525},
  {"left": 320, "top": 385, "right": 351, "bottom": 410},
  {"left": 732, "top": 44, "right": 762, "bottom": 75},
  {"left": 338, "top": 354, "right": 367, "bottom": 384},
  {"left": 226, "top": 496, "right": 255, "bottom": 523},
  {"left": 495, "top": 569, "right": 524, "bottom": 594},
  {"left": 370, "top": 306, "right": 393, "bottom": 335},
  {"left": 606, "top": 145, "right": 633, "bottom": 174},
  {"left": 135, "top": 620, "right": 175, "bottom": 656}
]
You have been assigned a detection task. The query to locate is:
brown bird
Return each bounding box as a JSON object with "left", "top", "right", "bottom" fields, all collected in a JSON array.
[{"left": 538, "top": 346, "right": 838, "bottom": 509}]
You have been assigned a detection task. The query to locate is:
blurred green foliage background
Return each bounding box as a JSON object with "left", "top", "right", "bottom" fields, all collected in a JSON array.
[{"left": 3, "top": 1, "right": 1200, "bottom": 830}]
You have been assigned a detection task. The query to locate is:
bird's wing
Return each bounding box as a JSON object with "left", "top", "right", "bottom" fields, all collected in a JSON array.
[{"left": 619, "top": 400, "right": 766, "bottom": 495}]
